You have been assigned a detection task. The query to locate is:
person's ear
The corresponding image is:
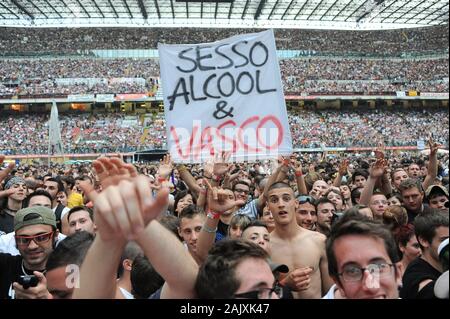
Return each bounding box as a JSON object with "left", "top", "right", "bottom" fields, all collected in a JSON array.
[
  {"left": 123, "top": 259, "right": 133, "bottom": 272},
  {"left": 394, "top": 262, "right": 403, "bottom": 287},
  {"left": 333, "top": 276, "right": 347, "bottom": 299},
  {"left": 177, "top": 227, "right": 183, "bottom": 239},
  {"left": 417, "top": 236, "right": 429, "bottom": 249}
]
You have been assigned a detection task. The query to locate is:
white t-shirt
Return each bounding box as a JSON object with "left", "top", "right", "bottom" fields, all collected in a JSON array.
[
  {"left": 322, "top": 284, "right": 338, "bottom": 300},
  {"left": 0, "top": 231, "right": 67, "bottom": 256},
  {"left": 119, "top": 287, "right": 135, "bottom": 299}
]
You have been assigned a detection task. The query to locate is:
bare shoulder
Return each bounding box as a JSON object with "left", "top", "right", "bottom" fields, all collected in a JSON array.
[{"left": 298, "top": 228, "right": 326, "bottom": 242}]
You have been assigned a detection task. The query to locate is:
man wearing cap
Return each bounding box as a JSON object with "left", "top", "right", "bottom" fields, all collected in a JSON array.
[
  {"left": 425, "top": 185, "right": 449, "bottom": 213},
  {"left": 0, "top": 176, "right": 28, "bottom": 234},
  {"left": 401, "top": 211, "right": 449, "bottom": 299},
  {"left": 0, "top": 206, "right": 56, "bottom": 299}
]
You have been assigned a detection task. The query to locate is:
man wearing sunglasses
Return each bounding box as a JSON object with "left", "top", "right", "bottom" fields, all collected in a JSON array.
[{"left": 0, "top": 206, "right": 56, "bottom": 299}]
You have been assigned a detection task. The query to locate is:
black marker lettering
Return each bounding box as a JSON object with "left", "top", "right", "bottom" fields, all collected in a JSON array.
[
  {"left": 217, "top": 72, "right": 236, "bottom": 98},
  {"left": 167, "top": 77, "right": 190, "bottom": 110},
  {"left": 215, "top": 43, "right": 234, "bottom": 70},
  {"left": 249, "top": 41, "right": 269, "bottom": 67},
  {"left": 176, "top": 48, "right": 197, "bottom": 73},
  {"left": 236, "top": 71, "right": 255, "bottom": 95},
  {"left": 196, "top": 45, "right": 216, "bottom": 71},
  {"left": 203, "top": 74, "right": 220, "bottom": 99},
  {"left": 189, "top": 75, "right": 207, "bottom": 101},
  {"left": 256, "top": 70, "right": 277, "bottom": 94},
  {"left": 232, "top": 41, "right": 249, "bottom": 69}
]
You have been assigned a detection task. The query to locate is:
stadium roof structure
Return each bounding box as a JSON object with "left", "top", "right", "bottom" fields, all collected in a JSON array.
[{"left": 0, "top": 0, "right": 448, "bottom": 30}]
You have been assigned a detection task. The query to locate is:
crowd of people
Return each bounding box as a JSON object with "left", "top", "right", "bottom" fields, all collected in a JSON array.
[
  {"left": 0, "top": 25, "right": 448, "bottom": 56},
  {"left": 0, "top": 138, "right": 448, "bottom": 299},
  {"left": 0, "top": 109, "right": 448, "bottom": 155},
  {"left": 0, "top": 57, "right": 448, "bottom": 97}
]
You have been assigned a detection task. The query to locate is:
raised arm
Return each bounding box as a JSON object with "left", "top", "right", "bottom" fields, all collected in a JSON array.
[
  {"left": 177, "top": 164, "right": 202, "bottom": 197},
  {"left": 359, "top": 159, "right": 386, "bottom": 206},
  {"left": 333, "top": 159, "right": 349, "bottom": 188},
  {"left": 196, "top": 180, "right": 245, "bottom": 264},
  {"left": 293, "top": 158, "right": 308, "bottom": 195},
  {"left": 422, "top": 136, "right": 439, "bottom": 191},
  {"left": 0, "top": 155, "right": 15, "bottom": 198}
]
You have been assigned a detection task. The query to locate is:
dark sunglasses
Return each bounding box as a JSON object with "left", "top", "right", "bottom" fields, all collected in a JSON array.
[{"left": 297, "top": 196, "right": 316, "bottom": 205}]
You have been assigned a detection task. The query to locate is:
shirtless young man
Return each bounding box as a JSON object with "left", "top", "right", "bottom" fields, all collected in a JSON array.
[{"left": 269, "top": 182, "right": 333, "bottom": 299}]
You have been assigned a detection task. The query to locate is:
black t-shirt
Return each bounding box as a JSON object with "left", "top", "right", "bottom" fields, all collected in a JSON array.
[
  {"left": 0, "top": 253, "right": 23, "bottom": 299},
  {"left": 406, "top": 204, "right": 432, "bottom": 224},
  {"left": 400, "top": 257, "right": 441, "bottom": 299},
  {"left": 0, "top": 211, "right": 14, "bottom": 234}
]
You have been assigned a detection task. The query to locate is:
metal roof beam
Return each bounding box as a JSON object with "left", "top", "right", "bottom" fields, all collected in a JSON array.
[
  {"left": 10, "top": 0, "right": 34, "bottom": 19},
  {"left": 58, "top": 0, "right": 75, "bottom": 16},
  {"left": 153, "top": 0, "right": 161, "bottom": 19},
  {"left": 228, "top": 0, "right": 234, "bottom": 19},
  {"left": 122, "top": 0, "right": 133, "bottom": 18},
  {"left": 201, "top": 0, "right": 204, "bottom": 18},
  {"left": 241, "top": 0, "right": 250, "bottom": 19},
  {"left": 42, "top": 0, "right": 63, "bottom": 18},
  {"left": 365, "top": 0, "right": 396, "bottom": 23},
  {"left": 268, "top": 0, "right": 280, "bottom": 19},
  {"left": 137, "top": 0, "right": 148, "bottom": 19},
  {"left": 318, "top": 0, "right": 338, "bottom": 20},
  {"left": 307, "top": 0, "right": 326, "bottom": 20},
  {"left": 169, "top": 0, "right": 175, "bottom": 18},
  {"left": 107, "top": 0, "right": 119, "bottom": 18},
  {"left": 294, "top": 1, "right": 308, "bottom": 20},
  {"left": 0, "top": 2, "right": 20, "bottom": 18},
  {"left": 381, "top": 1, "right": 409, "bottom": 22},
  {"left": 345, "top": 0, "right": 367, "bottom": 21},
  {"left": 75, "top": 0, "right": 91, "bottom": 18},
  {"left": 332, "top": 0, "right": 354, "bottom": 21},
  {"left": 283, "top": 0, "right": 296, "bottom": 20},
  {"left": 420, "top": 2, "right": 448, "bottom": 22},
  {"left": 214, "top": 1, "right": 218, "bottom": 19},
  {"left": 254, "top": 0, "right": 266, "bottom": 20},
  {"left": 91, "top": 0, "right": 105, "bottom": 18}
]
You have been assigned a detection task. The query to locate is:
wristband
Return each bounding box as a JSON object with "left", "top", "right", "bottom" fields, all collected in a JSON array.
[
  {"left": 203, "top": 174, "right": 212, "bottom": 180},
  {"left": 158, "top": 177, "right": 167, "bottom": 183},
  {"left": 213, "top": 174, "right": 223, "bottom": 183},
  {"left": 207, "top": 211, "right": 220, "bottom": 220},
  {"left": 202, "top": 224, "right": 218, "bottom": 233},
  {"left": 295, "top": 171, "right": 303, "bottom": 177}
]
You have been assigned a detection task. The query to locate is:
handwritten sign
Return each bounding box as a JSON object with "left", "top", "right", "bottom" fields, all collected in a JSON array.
[{"left": 158, "top": 29, "right": 292, "bottom": 163}]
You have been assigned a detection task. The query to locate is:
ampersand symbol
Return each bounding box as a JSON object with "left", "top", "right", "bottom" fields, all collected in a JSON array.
[{"left": 213, "top": 101, "right": 234, "bottom": 120}]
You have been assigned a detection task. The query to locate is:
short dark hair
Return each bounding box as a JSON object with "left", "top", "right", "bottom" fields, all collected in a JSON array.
[
  {"left": 233, "top": 180, "right": 251, "bottom": 191},
  {"left": 316, "top": 198, "right": 336, "bottom": 211},
  {"left": 118, "top": 242, "right": 143, "bottom": 278},
  {"left": 178, "top": 204, "right": 204, "bottom": 221},
  {"left": 343, "top": 204, "right": 371, "bottom": 219},
  {"left": 398, "top": 179, "right": 423, "bottom": 194},
  {"left": 267, "top": 182, "right": 293, "bottom": 193},
  {"left": 241, "top": 220, "right": 268, "bottom": 235},
  {"left": 352, "top": 169, "right": 369, "bottom": 183},
  {"left": 60, "top": 176, "right": 75, "bottom": 189},
  {"left": 46, "top": 178, "right": 65, "bottom": 193},
  {"left": 351, "top": 187, "right": 362, "bottom": 205},
  {"left": 46, "top": 231, "right": 94, "bottom": 271},
  {"left": 67, "top": 206, "right": 94, "bottom": 223},
  {"left": 414, "top": 210, "right": 449, "bottom": 250},
  {"left": 326, "top": 215, "right": 399, "bottom": 284},
  {"left": 131, "top": 255, "right": 164, "bottom": 299},
  {"left": 24, "top": 189, "right": 53, "bottom": 208},
  {"left": 394, "top": 224, "right": 416, "bottom": 259},
  {"left": 195, "top": 239, "right": 269, "bottom": 299}
]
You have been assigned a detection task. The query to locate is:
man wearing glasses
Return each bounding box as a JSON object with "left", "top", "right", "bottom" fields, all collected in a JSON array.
[
  {"left": 326, "top": 214, "right": 402, "bottom": 299},
  {"left": 0, "top": 206, "right": 56, "bottom": 298}
]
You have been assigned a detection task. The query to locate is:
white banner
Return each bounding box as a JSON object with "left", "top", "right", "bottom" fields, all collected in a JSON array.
[{"left": 158, "top": 29, "right": 292, "bottom": 163}]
